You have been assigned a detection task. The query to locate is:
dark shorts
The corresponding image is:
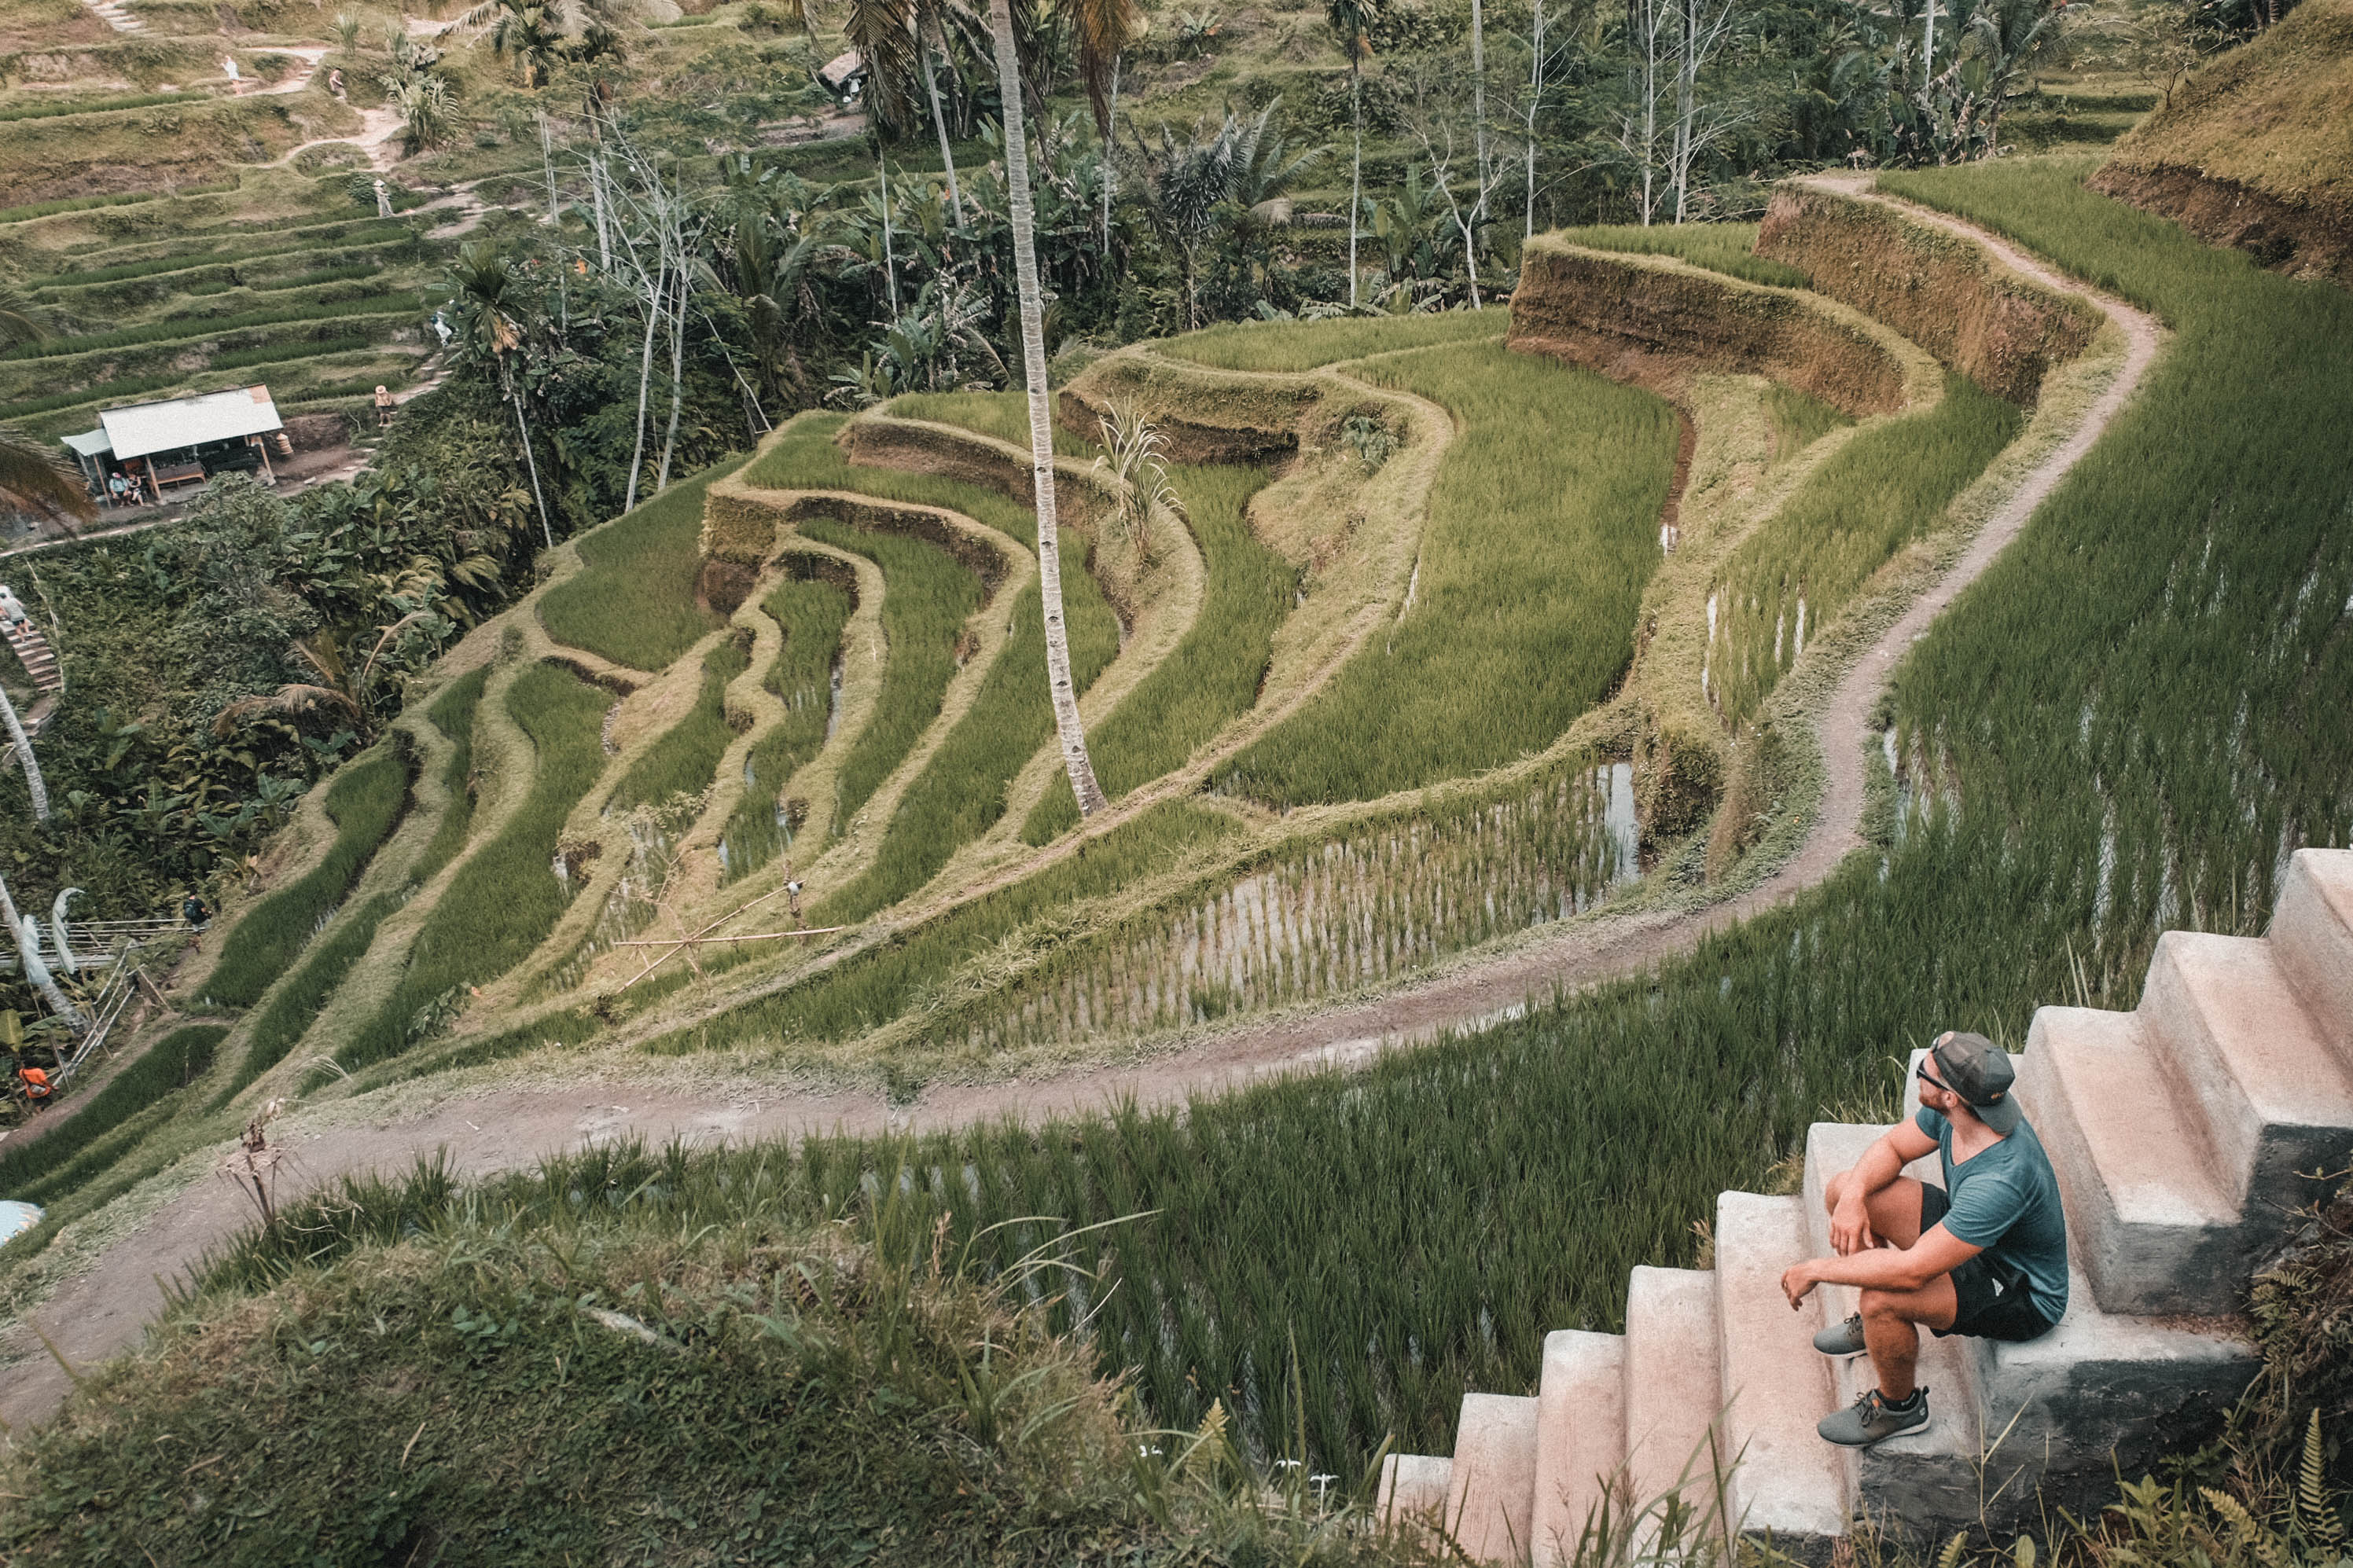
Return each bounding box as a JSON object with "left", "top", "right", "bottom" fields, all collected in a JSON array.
[{"left": 1920, "top": 1184, "right": 2059, "bottom": 1343}]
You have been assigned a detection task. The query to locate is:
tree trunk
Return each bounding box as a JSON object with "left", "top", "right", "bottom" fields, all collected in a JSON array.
[
  {"left": 509, "top": 369, "right": 553, "bottom": 549},
  {"left": 539, "top": 112, "right": 558, "bottom": 225},
  {"left": 0, "top": 875, "right": 83, "bottom": 1032},
  {"left": 1525, "top": 0, "right": 1542, "bottom": 240},
  {"left": 1100, "top": 53, "right": 1120, "bottom": 252},
  {"left": 1349, "top": 56, "right": 1362, "bottom": 306},
  {"left": 921, "top": 32, "right": 966, "bottom": 226},
  {"left": 624, "top": 258, "right": 660, "bottom": 513},
  {"left": 1469, "top": 0, "right": 1488, "bottom": 226},
  {"left": 989, "top": 0, "right": 1107, "bottom": 819},
  {"left": 590, "top": 154, "right": 612, "bottom": 268},
  {"left": 0, "top": 682, "right": 48, "bottom": 824},
  {"left": 656, "top": 259, "right": 687, "bottom": 493},
  {"left": 877, "top": 150, "right": 903, "bottom": 316}
]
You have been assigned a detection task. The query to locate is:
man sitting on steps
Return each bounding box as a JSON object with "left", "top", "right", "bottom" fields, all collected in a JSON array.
[{"left": 1778, "top": 1030, "right": 2069, "bottom": 1448}]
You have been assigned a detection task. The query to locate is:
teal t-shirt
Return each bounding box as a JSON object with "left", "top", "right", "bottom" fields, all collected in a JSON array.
[{"left": 1914, "top": 1106, "right": 2070, "bottom": 1323}]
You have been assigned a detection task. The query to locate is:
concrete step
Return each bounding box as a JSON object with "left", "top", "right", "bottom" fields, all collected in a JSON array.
[
  {"left": 1622, "top": 1265, "right": 1726, "bottom": 1543},
  {"left": 2017, "top": 1006, "right": 2237, "bottom": 1314},
  {"left": 1531, "top": 1330, "right": 1626, "bottom": 1568},
  {"left": 1715, "top": 1192, "right": 1848, "bottom": 1543},
  {"left": 1375, "top": 1452, "right": 1453, "bottom": 1529},
  {"left": 2140, "top": 932, "right": 2353, "bottom": 1287},
  {"left": 1443, "top": 1392, "right": 1540, "bottom": 1563},
  {"left": 2273, "top": 848, "right": 2353, "bottom": 1050}
]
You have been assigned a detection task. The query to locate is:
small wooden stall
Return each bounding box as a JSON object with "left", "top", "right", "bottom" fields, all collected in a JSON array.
[{"left": 62, "top": 385, "right": 288, "bottom": 508}]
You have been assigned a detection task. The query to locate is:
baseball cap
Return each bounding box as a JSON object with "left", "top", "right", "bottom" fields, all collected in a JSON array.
[{"left": 1928, "top": 1030, "right": 2020, "bottom": 1133}]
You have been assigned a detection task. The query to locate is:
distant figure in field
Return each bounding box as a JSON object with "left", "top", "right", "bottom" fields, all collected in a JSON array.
[
  {"left": 106, "top": 472, "right": 129, "bottom": 508},
  {"left": 1778, "top": 1030, "right": 2068, "bottom": 1448},
  {"left": 223, "top": 55, "right": 241, "bottom": 94},
  {"left": 16, "top": 1065, "right": 51, "bottom": 1104},
  {"left": 0, "top": 586, "right": 29, "bottom": 633},
  {"left": 182, "top": 894, "right": 212, "bottom": 947},
  {"left": 328, "top": 65, "right": 345, "bottom": 97},
  {"left": 375, "top": 385, "right": 395, "bottom": 428},
  {"left": 374, "top": 178, "right": 394, "bottom": 219}
]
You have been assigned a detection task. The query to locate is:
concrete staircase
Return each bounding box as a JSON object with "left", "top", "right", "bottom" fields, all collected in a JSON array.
[
  {"left": 77, "top": 0, "right": 143, "bottom": 29},
  {"left": 1378, "top": 847, "right": 2353, "bottom": 1559}
]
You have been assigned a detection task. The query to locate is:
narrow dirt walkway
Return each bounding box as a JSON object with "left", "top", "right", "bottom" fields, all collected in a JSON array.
[{"left": 0, "top": 195, "right": 2164, "bottom": 1441}]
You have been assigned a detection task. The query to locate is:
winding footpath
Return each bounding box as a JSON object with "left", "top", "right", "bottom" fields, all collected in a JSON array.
[{"left": 0, "top": 191, "right": 2164, "bottom": 1440}]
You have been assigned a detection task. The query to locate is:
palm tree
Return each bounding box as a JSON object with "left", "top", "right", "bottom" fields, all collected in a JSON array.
[
  {"left": 0, "top": 875, "right": 83, "bottom": 1032},
  {"left": 443, "top": 0, "right": 564, "bottom": 86},
  {"left": 1066, "top": 0, "right": 1145, "bottom": 248},
  {"left": 1326, "top": 0, "right": 1378, "bottom": 307},
  {"left": 0, "top": 299, "right": 95, "bottom": 531},
  {"left": 447, "top": 245, "right": 554, "bottom": 549},
  {"left": 989, "top": 0, "right": 1107, "bottom": 820}
]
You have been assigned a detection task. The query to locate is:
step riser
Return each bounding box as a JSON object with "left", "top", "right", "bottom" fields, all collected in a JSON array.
[
  {"left": 2142, "top": 934, "right": 2351, "bottom": 1228},
  {"left": 1443, "top": 1393, "right": 1540, "bottom": 1564},
  {"left": 1715, "top": 1192, "right": 1848, "bottom": 1542},
  {"left": 1623, "top": 1267, "right": 1726, "bottom": 1555},
  {"left": 2017, "top": 1015, "right": 2242, "bottom": 1316},
  {"left": 1532, "top": 1331, "right": 1627, "bottom": 1568},
  {"left": 2273, "top": 850, "right": 2353, "bottom": 1050}
]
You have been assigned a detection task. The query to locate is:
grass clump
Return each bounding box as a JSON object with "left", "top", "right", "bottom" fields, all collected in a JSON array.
[
  {"left": 1160, "top": 310, "right": 1496, "bottom": 372},
  {"left": 1025, "top": 465, "right": 1289, "bottom": 843},
  {"left": 656, "top": 801, "right": 1237, "bottom": 1049},
  {"left": 331, "top": 663, "right": 611, "bottom": 1080},
  {"left": 200, "top": 743, "right": 408, "bottom": 1008},
  {"left": 1218, "top": 341, "right": 1678, "bottom": 807},
  {"left": 1554, "top": 222, "right": 1812, "bottom": 288},
  {"left": 1763, "top": 382, "right": 1854, "bottom": 462},
  {"left": 605, "top": 633, "right": 753, "bottom": 820},
  {"left": 535, "top": 457, "right": 745, "bottom": 671},
  {"left": 0, "top": 1025, "right": 222, "bottom": 1203},
  {"left": 0, "top": 295, "right": 424, "bottom": 360},
  {"left": 722, "top": 569, "right": 855, "bottom": 879},
  {"left": 1707, "top": 373, "right": 2022, "bottom": 732}
]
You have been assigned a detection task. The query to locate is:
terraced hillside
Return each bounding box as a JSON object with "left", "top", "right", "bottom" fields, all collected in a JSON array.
[{"left": 15, "top": 151, "right": 2352, "bottom": 1551}]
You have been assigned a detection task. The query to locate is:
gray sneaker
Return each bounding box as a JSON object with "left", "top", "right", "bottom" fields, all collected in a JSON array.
[
  {"left": 1818, "top": 1388, "right": 1929, "bottom": 1448},
  {"left": 1813, "top": 1313, "right": 1867, "bottom": 1357}
]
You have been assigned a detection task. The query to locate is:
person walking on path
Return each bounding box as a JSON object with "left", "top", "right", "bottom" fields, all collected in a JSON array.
[
  {"left": 1779, "top": 1030, "right": 2068, "bottom": 1447},
  {"left": 328, "top": 65, "right": 345, "bottom": 97},
  {"left": 374, "top": 385, "right": 395, "bottom": 428},
  {"left": 181, "top": 893, "right": 211, "bottom": 949},
  {"left": 223, "top": 55, "right": 241, "bottom": 94}
]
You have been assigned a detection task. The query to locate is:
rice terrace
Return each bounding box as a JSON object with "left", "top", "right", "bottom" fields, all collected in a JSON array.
[{"left": 0, "top": 0, "right": 2347, "bottom": 1555}]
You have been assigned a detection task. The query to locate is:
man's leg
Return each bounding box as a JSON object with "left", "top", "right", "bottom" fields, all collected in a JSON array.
[
  {"left": 1857, "top": 1277, "right": 1958, "bottom": 1401},
  {"left": 1822, "top": 1170, "right": 1930, "bottom": 1250}
]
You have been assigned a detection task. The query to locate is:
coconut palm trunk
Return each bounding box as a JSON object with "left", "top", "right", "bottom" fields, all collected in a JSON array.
[
  {"left": 1348, "top": 54, "right": 1362, "bottom": 307},
  {"left": 918, "top": 28, "right": 965, "bottom": 226},
  {"left": 0, "top": 682, "right": 48, "bottom": 823},
  {"left": 989, "top": 0, "right": 1108, "bottom": 819},
  {"left": 0, "top": 874, "right": 83, "bottom": 1031}
]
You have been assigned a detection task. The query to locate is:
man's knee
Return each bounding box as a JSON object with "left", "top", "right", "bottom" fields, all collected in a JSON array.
[
  {"left": 1823, "top": 1169, "right": 1849, "bottom": 1212},
  {"left": 1859, "top": 1287, "right": 1930, "bottom": 1325}
]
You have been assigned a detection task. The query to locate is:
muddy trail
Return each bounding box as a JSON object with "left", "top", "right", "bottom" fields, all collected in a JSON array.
[{"left": 0, "top": 193, "right": 2163, "bottom": 1441}]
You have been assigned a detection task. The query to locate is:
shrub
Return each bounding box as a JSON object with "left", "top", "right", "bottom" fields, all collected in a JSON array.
[{"left": 201, "top": 742, "right": 408, "bottom": 1008}]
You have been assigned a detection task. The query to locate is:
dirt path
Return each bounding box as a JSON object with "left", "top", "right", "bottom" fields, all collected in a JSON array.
[{"left": 0, "top": 196, "right": 2163, "bottom": 1442}]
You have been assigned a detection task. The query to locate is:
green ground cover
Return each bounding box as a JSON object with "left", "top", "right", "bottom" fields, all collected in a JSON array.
[
  {"left": 327, "top": 663, "right": 612, "bottom": 1081},
  {"left": 1215, "top": 341, "right": 1679, "bottom": 807},
  {"left": 411, "top": 669, "right": 487, "bottom": 883},
  {"left": 211, "top": 891, "right": 401, "bottom": 1109},
  {"left": 1763, "top": 381, "right": 1855, "bottom": 461},
  {"left": 1024, "top": 464, "right": 1289, "bottom": 842},
  {"left": 0, "top": 294, "right": 425, "bottom": 360},
  {"left": 722, "top": 571, "right": 856, "bottom": 879},
  {"left": 605, "top": 634, "right": 753, "bottom": 820},
  {"left": 651, "top": 802, "right": 1239, "bottom": 1051},
  {"left": 0, "top": 1026, "right": 223, "bottom": 1203},
  {"left": 625, "top": 163, "right": 2353, "bottom": 1473},
  {"left": 536, "top": 459, "right": 745, "bottom": 670},
  {"left": 884, "top": 390, "right": 1100, "bottom": 455},
  {"left": 1708, "top": 373, "right": 2022, "bottom": 731},
  {"left": 200, "top": 743, "right": 408, "bottom": 1008},
  {"left": 1553, "top": 222, "right": 1812, "bottom": 288},
  {"left": 28, "top": 222, "right": 412, "bottom": 287},
  {"left": 1160, "top": 310, "right": 1497, "bottom": 372}
]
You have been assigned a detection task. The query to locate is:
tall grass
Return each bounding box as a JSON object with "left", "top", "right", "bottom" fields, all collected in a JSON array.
[
  {"left": 1217, "top": 342, "right": 1678, "bottom": 806},
  {"left": 535, "top": 458, "right": 745, "bottom": 670},
  {"left": 722, "top": 569, "right": 855, "bottom": 879},
  {"left": 1161, "top": 310, "right": 1496, "bottom": 372},
  {"left": 201, "top": 743, "right": 408, "bottom": 1008},
  {"left": 604, "top": 633, "right": 752, "bottom": 818},
  {"left": 412, "top": 668, "right": 487, "bottom": 883},
  {"left": 884, "top": 389, "right": 1100, "bottom": 456},
  {"left": 0, "top": 295, "right": 424, "bottom": 359},
  {"left": 31, "top": 222, "right": 411, "bottom": 287},
  {"left": 627, "top": 165, "right": 2353, "bottom": 1475},
  {"left": 649, "top": 802, "right": 1238, "bottom": 1049},
  {"left": 1763, "top": 382, "right": 1853, "bottom": 461},
  {"left": 1024, "top": 465, "right": 1288, "bottom": 842},
  {"left": 1707, "top": 373, "right": 2020, "bottom": 732},
  {"left": 327, "top": 663, "right": 611, "bottom": 1081},
  {"left": 1553, "top": 222, "right": 1812, "bottom": 288},
  {"left": 0, "top": 1025, "right": 223, "bottom": 1202}
]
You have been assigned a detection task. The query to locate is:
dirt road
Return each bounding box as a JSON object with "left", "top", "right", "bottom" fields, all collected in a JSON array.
[{"left": 0, "top": 194, "right": 2163, "bottom": 1441}]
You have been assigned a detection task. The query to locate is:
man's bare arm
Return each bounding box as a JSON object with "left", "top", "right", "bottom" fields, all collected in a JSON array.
[
  {"left": 1830, "top": 1118, "right": 1940, "bottom": 1255},
  {"left": 1782, "top": 1225, "right": 1983, "bottom": 1305}
]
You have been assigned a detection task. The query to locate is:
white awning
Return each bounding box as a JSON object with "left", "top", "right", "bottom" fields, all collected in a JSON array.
[
  {"left": 60, "top": 429, "right": 112, "bottom": 458},
  {"left": 98, "top": 385, "right": 281, "bottom": 463}
]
